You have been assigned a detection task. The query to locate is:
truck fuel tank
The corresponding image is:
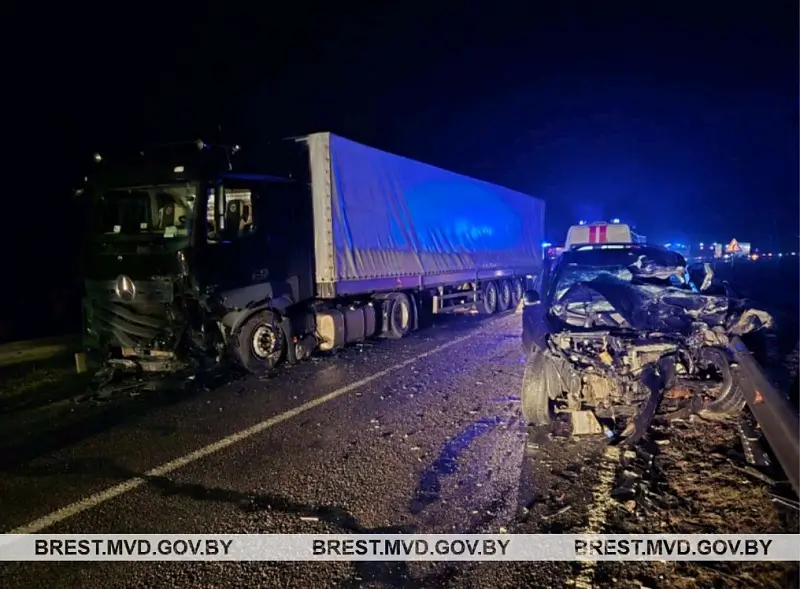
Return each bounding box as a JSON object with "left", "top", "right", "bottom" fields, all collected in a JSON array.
[{"left": 316, "top": 304, "right": 377, "bottom": 351}]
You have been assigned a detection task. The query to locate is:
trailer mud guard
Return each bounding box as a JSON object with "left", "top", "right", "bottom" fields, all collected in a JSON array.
[{"left": 409, "top": 292, "right": 420, "bottom": 331}]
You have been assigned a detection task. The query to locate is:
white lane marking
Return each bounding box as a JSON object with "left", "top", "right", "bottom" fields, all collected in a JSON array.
[
  {"left": 9, "top": 333, "right": 476, "bottom": 534},
  {"left": 572, "top": 444, "right": 621, "bottom": 589}
]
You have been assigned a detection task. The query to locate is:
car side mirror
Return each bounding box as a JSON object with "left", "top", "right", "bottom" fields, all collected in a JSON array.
[{"left": 523, "top": 290, "right": 541, "bottom": 306}]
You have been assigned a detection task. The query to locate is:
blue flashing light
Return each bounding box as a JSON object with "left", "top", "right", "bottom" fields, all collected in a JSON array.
[
  {"left": 611, "top": 218, "right": 620, "bottom": 223},
  {"left": 578, "top": 220, "right": 587, "bottom": 225},
  {"left": 541, "top": 241, "right": 552, "bottom": 248}
]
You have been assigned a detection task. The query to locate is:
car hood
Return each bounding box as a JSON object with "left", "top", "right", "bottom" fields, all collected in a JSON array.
[{"left": 550, "top": 274, "right": 769, "bottom": 335}]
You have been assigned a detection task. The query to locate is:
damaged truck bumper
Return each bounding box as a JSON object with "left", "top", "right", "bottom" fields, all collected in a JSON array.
[{"left": 81, "top": 281, "right": 200, "bottom": 392}]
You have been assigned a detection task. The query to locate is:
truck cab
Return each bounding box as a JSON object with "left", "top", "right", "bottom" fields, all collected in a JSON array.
[{"left": 78, "top": 140, "right": 316, "bottom": 375}]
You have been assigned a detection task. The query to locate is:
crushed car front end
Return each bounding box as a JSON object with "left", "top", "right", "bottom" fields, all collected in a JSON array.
[{"left": 521, "top": 244, "right": 774, "bottom": 441}]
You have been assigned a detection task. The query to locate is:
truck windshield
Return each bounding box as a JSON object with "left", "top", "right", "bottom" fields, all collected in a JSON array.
[{"left": 90, "top": 184, "right": 198, "bottom": 241}]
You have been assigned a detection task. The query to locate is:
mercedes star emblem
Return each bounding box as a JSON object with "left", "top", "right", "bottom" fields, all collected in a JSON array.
[{"left": 114, "top": 275, "right": 136, "bottom": 302}]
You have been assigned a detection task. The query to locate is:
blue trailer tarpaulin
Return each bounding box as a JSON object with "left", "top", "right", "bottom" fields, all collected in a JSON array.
[{"left": 303, "top": 133, "right": 545, "bottom": 290}]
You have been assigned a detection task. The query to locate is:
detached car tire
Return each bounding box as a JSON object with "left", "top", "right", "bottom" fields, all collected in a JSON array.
[
  {"left": 699, "top": 348, "right": 746, "bottom": 418},
  {"left": 703, "top": 380, "right": 746, "bottom": 417},
  {"left": 521, "top": 351, "right": 551, "bottom": 426},
  {"left": 234, "top": 310, "right": 286, "bottom": 373}
]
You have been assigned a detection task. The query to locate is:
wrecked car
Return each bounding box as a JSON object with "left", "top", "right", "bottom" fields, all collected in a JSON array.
[{"left": 520, "top": 242, "right": 774, "bottom": 442}]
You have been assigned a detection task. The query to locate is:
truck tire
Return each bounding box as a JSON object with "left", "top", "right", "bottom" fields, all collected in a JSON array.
[
  {"left": 478, "top": 281, "right": 498, "bottom": 315},
  {"left": 497, "top": 279, "right": 512, "bottom": 312},
  {"left": 386, "top": 292, "right": 412, "bottom": 339},
  {"left": 510, "top": 277, "right": 524, "bottom": 308},
  {"left": 233, "top": 310, "right": 286, "bottom": 373},
  {"left": 521, "top": 352, "right": 551, "bottom": 426}
]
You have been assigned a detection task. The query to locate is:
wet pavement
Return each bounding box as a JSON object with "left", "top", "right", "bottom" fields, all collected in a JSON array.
[
  {"left": 0, "top": 310, "right": 795, "bottom": 588},
  {"left": 0, "top": 312, "right": 590, "bottom": 587}
]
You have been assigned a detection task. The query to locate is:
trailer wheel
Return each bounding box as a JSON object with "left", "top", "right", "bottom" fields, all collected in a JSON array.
[
  {"left": 510, "top": 277, "right": 524, "bottom": 308},
  {"left": 234, "top": 310, "right": 286, "bottom": 373},
  {"left": 386, "top": 292, "right": 412, "bottom": 339},
  {"left": 497, "top": 279, "right": 512, "bottom": 312},
  {"left": 478, "top": 281, "right": 498, "bottom": 315}
]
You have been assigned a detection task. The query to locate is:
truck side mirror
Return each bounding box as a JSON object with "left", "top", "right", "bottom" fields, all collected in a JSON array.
[{"left": 523, "top": 290, "right": 540, "bottom": 306}]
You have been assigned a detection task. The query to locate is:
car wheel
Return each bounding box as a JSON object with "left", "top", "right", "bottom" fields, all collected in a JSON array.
[
  {"left": 699, "top": 348, "right": 745, "bottom": 417},
  {"left": 521, "top": 351, "right": 551, "bottom": 426}
]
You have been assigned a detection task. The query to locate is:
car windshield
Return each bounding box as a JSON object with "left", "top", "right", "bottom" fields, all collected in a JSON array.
[
  {"left": 90, "top": 184, "right": 198, "bottom": 241},
  {"left": 550, "top": 247, "right": 687, "bottom": 302}
]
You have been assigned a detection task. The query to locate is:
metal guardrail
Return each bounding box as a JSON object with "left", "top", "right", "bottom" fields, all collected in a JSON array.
[
  {"left": 0, "top": 335, "right": 81, "bottom": 368},
  {"left": 729, "top": 336, "right": 800, "bottom": 496}
]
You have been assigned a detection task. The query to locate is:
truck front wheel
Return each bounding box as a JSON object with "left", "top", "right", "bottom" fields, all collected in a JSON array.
[{"left": 234, "top": 310, "right": 286, "bottom": 373}]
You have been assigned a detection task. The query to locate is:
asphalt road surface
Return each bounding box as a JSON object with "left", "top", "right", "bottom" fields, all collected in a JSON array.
[
  {"left": 0, "top": 311, "right": 612, "bottom": 588},
  {"left": 0, "top": 310, "right": 795, "bottom": 588}
]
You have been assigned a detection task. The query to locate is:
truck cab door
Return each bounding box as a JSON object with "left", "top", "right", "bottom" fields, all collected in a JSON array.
[{"left": 199, "top": 180, "right": 271, "bottom": 290}]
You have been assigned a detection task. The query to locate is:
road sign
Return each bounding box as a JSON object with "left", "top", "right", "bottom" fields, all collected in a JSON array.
[{"left": 725, "top": 238, "right": 742, "bottom": 254}]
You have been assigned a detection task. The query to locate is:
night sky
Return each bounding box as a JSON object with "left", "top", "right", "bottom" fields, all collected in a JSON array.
[{"left": 4, "top": 1, "right": 798, "bottom": 339}]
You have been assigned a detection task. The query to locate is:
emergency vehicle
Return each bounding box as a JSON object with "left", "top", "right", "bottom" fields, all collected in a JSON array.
[{"left": 565, "top": 221, "right": 646, "bottom": 249}]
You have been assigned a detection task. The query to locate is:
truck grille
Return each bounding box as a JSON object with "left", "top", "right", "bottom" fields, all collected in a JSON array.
[
  {"left": 84, "top": 279, "right": 173, "bottom": 348},
  {"left": 85, "top": 278, "right": 173, "bottom": 304}
]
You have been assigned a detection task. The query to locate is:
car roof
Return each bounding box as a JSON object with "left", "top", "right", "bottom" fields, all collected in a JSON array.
[{"left": 557, "top": 243, "right": 687, "bottom": 267}]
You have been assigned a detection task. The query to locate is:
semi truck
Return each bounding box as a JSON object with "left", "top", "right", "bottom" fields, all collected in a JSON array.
[{"left": 76, "top": 133, "right": 545, "bottom": 375}]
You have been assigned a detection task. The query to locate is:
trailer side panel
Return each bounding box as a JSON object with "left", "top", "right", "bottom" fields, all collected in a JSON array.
[{"left": 306, "top": 132, "right": 545, "bottom": 297}]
